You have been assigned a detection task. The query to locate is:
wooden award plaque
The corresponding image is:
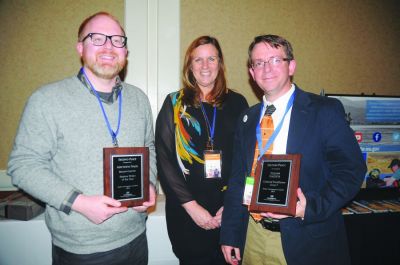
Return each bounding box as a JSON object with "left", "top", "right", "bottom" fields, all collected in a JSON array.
[
  {"left": 249, "top": 154, "right": 301, "bottom": 216},
  {"left": 103, "top": 147, "right": 149, "bottom": 207}
]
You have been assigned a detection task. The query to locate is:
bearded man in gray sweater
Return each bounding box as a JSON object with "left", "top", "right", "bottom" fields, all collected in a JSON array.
[{"left": 8, "top": 11, "right": 157, "bottom": 265}]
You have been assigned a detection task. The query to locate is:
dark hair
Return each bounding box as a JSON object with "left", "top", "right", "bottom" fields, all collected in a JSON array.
[
  {"left": 181, "top": 36, "right": 228, "bottom": 107},
  {"left": 78, "top": 11, "right": 125, "bottom": 40},
  {"left": 248, "top": 35, "right": 294, "bottom": 67}
]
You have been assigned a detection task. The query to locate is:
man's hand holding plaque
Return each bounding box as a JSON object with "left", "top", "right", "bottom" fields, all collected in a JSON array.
[
  {"left": 72, "top": 194, "right": 129, "bottom": 224},
  {"left": 249, "top": 154, "right": 301, "bottom": 216},
  {"left": 261, "top": 187, "right": 307, "bottom": 220},
  {"left": 132, "top": 183, "right": 157, "bottom": 213}
]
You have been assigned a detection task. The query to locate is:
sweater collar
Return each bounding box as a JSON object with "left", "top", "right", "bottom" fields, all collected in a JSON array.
[{"left": 77, "top": 70, "right": 123, "bottom": 104}]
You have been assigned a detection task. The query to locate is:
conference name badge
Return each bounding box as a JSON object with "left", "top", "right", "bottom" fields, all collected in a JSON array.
[
  {"left": 204, "top": 150, "right": 222, "bottom": 179},
  {"left": 243, "top": 176, "right": 254, "bottom": 205}
]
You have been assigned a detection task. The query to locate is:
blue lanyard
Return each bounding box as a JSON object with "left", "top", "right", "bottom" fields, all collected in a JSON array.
[
  {"left": 256, "top": 91, "right": 295, "bottom": 160},
  {"left": 200, "top": 102, "right": 217, "bottom": 147},
  {"left": 81, "top": 68, "right": 122, "bottom": 147}
]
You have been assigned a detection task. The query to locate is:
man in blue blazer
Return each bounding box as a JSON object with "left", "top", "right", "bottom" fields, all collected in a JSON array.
[{"left": 220, "top": 35, "right": 366, "bottom": 265}]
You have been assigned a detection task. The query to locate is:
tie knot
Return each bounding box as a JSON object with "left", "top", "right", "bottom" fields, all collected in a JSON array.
[{"left": 265, "top": 104, "right": 276, "bottom": 116}]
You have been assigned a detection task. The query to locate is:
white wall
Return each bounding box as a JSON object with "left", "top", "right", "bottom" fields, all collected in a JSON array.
[{"left": 125, "top": 0, "right": 180, "bottom": 121}]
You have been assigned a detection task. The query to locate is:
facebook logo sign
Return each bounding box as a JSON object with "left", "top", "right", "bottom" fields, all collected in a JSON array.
[{"left": 373, "top": 132, "right": 382, "bottom": 143}]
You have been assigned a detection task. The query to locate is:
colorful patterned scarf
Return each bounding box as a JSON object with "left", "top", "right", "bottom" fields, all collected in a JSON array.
[{"left": 171, "top": 91, "right": 204, "bottom": 176}]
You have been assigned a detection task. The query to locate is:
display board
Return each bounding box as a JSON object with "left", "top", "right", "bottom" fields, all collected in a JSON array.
[{"left": 326, "top": 94, "right": 400, "bottom": 189}]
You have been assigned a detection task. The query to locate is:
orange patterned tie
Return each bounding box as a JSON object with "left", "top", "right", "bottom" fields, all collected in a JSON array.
[{"left": 250, "top": 104, "right": 275, "bottom": 221}]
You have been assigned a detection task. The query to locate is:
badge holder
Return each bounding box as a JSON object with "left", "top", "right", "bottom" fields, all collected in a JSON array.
[{"left": 203, "top": 149, "right": 222, "bottom": 178}]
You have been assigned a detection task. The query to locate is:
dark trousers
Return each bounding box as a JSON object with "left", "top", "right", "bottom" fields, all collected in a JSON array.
[{"left": 52, "top": 232, "right": 148, "bottom": 265}]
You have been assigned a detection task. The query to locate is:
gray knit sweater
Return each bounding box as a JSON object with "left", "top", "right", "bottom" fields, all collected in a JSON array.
[{"left": 8, "top": 76, "right": 157, "bottom": 254}]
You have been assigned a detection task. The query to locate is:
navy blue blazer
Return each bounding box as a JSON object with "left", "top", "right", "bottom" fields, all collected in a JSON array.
[{"left": 220, "top": 86, "right": 366, "bottom": 265}]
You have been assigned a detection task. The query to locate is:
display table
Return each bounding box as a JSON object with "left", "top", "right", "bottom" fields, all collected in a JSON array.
[
  {"left": 344, "top": 188, "right": 400, "bottom": 265},
  {"left": 345, "top": 212, "right": 400, "bottom": 265},
  {"left": 0, "top": 195, "right": 178, "bottom": 265},
  {"left": 0, "top": 213, "right": 51, "bottom": 265}
]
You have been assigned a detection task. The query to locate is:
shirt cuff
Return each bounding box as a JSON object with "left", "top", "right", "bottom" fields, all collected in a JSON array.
[{"left": 60, "top": 189, "right": 82, "bottom": 215}]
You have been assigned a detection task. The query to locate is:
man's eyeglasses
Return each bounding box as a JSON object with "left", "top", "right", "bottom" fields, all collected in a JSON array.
[
  {"left": 251, "top": 57, "right": 290, "bottom": 69},
  {"left": 81, "top": 33, "right": 127, "bottom": 48}
]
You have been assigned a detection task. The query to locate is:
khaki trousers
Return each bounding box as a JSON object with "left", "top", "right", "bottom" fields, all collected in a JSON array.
[{"left": 242, "top": 217, "right": 286, "bottom": 265}]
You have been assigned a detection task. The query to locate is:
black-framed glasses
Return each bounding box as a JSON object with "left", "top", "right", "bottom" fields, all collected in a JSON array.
[
  {"left": 81, "top": 33, "right": 127, "bottom": 48},
  {"left": 251, "top": 57, "right": 290, "bottom": 69}
]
